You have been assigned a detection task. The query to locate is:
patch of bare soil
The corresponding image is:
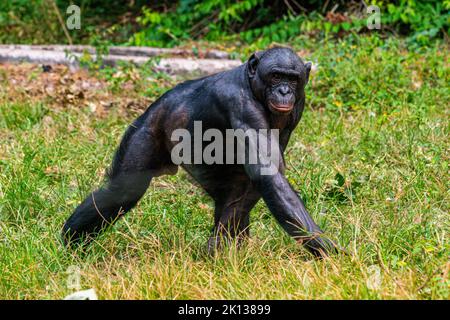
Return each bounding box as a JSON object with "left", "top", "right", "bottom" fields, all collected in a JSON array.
[{"left": 0, "top": 63, "right": 157, "bottom": 116}]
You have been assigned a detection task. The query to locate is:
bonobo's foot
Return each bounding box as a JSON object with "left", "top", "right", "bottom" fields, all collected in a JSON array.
[
  {"left": 61, "top": 219, "right": 102, "bottom": 248},
  {"left": 61, "top": 228, "right": 93, "bottom": 248},
  {"left": 207, "top": 233, "right": 248, "bottom": 255},
  {"left": 61, "top": 225, "right": 80, "bottom": 247},
  {"left": 207, "top": 236, "right": 221, "bottom": 255}
]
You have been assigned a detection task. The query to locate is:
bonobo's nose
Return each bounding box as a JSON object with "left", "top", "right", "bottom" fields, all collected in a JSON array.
[{"left": 278, "top": 85, "right": 291, "bottom": 96}]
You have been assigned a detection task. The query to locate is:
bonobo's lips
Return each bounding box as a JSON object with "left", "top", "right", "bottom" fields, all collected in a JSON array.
[{"left": 268, "top": 101, "right": 294, "bottom": 114}]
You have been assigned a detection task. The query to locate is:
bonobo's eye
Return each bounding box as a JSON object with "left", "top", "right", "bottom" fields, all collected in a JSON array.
[
  {"left": 271, "top": 73, "right": 282, "bottom": 84},
  {"left": 288, "top": 76, "right": 298, "bottom": 86}
]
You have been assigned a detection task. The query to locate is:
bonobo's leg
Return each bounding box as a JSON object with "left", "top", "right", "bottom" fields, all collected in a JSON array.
[
  {"left": 62, "top": 119, "right": 174, "bottom": 246},
  {"left": 207, "top": 180, "right": 260, "bottom": 254}
]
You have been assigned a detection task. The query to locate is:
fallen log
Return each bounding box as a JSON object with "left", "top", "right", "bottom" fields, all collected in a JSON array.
[
  {"left": 0, "top": 47, "right": 241, "bottom": 76},
  {"left": 0, "top": 45, "right": 231, "bottom": 59}
]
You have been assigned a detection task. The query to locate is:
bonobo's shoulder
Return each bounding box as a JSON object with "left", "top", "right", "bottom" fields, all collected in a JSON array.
[
  {"left": 150, "top": 63, "right": 249, "bottom": 118},
  {"left": 185, "top": 63, "right": 246, "bottom": 91},
  {"left": 209, "top": 64, "right": 251, "bottom": 99}
]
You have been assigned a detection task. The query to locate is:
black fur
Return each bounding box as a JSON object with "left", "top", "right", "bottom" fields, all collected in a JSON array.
[{"left": 62, "top": 47, "right": 338, "bottom": 257}]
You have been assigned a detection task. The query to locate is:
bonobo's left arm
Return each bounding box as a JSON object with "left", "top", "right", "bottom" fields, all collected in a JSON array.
[{"left": 230, "top": 104, "right": 337, "bottom": 257}]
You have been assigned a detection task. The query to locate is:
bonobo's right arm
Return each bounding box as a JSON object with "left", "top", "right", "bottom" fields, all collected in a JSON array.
[
  {"left": 248, "top": 166, "right": 337, "bottom": 256},
  {"left": 230, "top": 106, "right": 337, "bottom": 257}
]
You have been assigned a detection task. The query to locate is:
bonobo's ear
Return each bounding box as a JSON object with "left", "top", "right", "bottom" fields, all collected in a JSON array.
[
  {"left": 248, "top": 51, "right": 263, "bottom": 78},
  {"left": 304, "top": 61, "right": 312, "bottom": 84}
]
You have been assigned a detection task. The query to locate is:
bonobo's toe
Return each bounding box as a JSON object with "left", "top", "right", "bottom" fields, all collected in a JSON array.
[
  {"left": 61, "top": 226, "right": 79, "bottom": 247},
  {"left": 61, "top": 223, "right": 91, "bottom": 248},
  {"left": 207, "top": 236, "right": 220, "bottom": 256}
]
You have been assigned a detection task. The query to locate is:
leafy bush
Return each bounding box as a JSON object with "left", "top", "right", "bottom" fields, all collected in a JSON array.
[
  {"left": 0, "top": 0, "right": 448, "bottom": 47},
  {"left": 130, "top": 0, "right": 449, "bottom": 48},
  {"left": 0, "top": 0, "right": 63, "bottom": 44},
  {"left": 130, "top": 0, "right": 265, "bottom": 47},
  {"left": 0, "top": 0, "right": 146, "bottom": 44},
  {"left": 381, "top": 0, "right": 450, "bottom": 46}
]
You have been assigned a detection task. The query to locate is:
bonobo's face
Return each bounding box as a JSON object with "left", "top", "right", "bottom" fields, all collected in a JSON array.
[{"left": 248, "top": 47, "right": 311, "bottom": 115}]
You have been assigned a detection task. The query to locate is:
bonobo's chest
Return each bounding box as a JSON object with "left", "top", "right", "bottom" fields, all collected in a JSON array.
[{"left": 268, "top": 113, "right": 293, "bottom": 130}]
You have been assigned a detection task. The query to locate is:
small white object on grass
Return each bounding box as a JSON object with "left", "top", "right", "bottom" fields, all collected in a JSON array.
[{"left": 64, "top": 288, "right": 98, "bottom": 300}]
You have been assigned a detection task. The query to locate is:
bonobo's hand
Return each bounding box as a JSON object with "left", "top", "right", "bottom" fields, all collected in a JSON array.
[{"left": 301, "top": 236, "right": 342, "bottom": 258}]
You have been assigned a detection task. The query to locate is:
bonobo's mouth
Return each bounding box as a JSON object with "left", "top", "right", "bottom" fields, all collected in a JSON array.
[{"left": 268, "top": 101, "right": 294, "bottom": 114}]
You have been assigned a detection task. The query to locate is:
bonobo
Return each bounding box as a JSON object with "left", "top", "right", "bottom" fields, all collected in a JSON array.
[{"left": 62, "top": 47, "right": 339, "bottom": 257}]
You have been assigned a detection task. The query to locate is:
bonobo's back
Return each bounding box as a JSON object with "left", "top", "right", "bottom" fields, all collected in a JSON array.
[{"left": 148, "top": 63, "right": 248, "bottom": 124}]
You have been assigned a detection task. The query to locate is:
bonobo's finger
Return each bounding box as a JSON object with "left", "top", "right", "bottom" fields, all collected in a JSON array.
[{"left": 302, "top": 236, "right": 341, "bottom": 258}]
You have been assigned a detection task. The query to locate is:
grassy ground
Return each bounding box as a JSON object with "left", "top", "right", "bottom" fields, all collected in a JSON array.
[{"left": 0, "top": 35, "right": 448, "bottom": 299}]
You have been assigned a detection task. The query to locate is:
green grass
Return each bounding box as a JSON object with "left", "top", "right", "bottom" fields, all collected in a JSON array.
[{"left": 0, "top": 35, "right": 448, "bottom": 299}]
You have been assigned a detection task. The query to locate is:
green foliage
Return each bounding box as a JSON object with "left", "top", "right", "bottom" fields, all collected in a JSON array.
[
  {"left": 379, "top": 0, "right": 450, "bottom": 46},
  {"left": 131, "top": 0, "right": 264, "bottom": 47},
  {"left": 0, "top": 0, "right": 63, "bottom": 44},
  {"left": 303, "top": 34, "right": 449, "bottom": 115},
  {"left": 0, "top": 102, "right": 48, "bottom": 130},
  {"left": 129, "top": 0, "right": 449, "bottom": 48},
  {"left": 0, "top": 1, "right": 448, "bottom": 47},
  {"left": 0, "top": 0, "right": 146, "bottom": 44}
]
